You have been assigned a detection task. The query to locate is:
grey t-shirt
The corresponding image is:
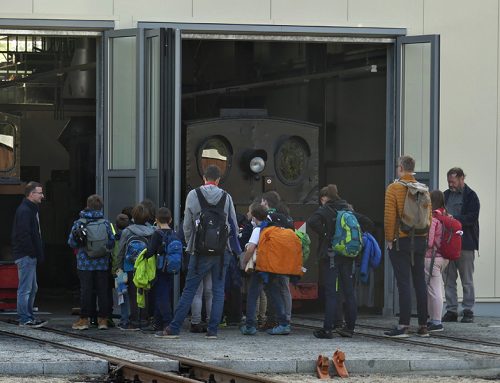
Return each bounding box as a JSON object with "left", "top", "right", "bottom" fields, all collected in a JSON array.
[{"left": 446, "top": 190, "right": 463, "bottom": 217}]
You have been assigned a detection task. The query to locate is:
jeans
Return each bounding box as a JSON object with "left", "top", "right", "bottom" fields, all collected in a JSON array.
[
  {"left": 78, "top": 270, "right": 110, "bottom": 318},
  {"left": 16, "top": 256, "right": 38, "bottom": 324},
  {"left": 245, "top": 273, "right": 287, "bottom": 328},
  {"left": 389, "top": 237, "right": 428, "bottom": 326},
  {"left": 154, "top": 270, "right": 174, "bottom": 328},
  {"left": 443, "top": 249, "right": 475, "bottom": 313},
  {"left": 169, "top": 251, "right": 229, "bottom": 334},
  {"left": 322, "top": 257, "right": 357, "bottom": 331},
  {"left": 190, "top": 273, "right": 212, "bottom": 324},
  {"left": 277, "top": 275, "right": 292, "bottom": 322}
]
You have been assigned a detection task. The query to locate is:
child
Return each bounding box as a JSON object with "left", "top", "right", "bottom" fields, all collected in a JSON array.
[
  {"left": 425, "top": 190, "right": 449, "bottom": 332},
  {"left": 145, "top": 207, "right": 178, "bottom": 333},
  {"left": 240, "top": 202, "right": 290, "bottom": 336},
  {"left": 111, "top": 214, "right": 130, "bottom": 319}
]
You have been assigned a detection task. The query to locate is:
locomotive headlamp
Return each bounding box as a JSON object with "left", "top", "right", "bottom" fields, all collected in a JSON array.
[
  {"left": 241, "top": 149, "right": 267, "bottom": 175},
  {"left": 249, "top": 156, "right": 265, "bottom": 173}
]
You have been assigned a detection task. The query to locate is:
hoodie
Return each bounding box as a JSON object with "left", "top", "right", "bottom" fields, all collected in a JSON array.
[
  {"left": 115, "top": 223, "right": 156, "bottom": 272},
  {"left": 68, "top": 209, "right": 115, "bottom": 271},
  {"left": 183, "top": 184, "right": 240, "bottom": 254}
]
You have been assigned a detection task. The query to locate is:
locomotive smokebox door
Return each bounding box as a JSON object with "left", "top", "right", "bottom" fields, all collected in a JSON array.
[{"left": 263, "top": 175, "right": 275, "bottom": 192}]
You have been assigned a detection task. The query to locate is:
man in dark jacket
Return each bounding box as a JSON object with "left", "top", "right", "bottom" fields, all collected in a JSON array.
[
  {"left": 11, "top": 181, "right": 46, "bottom": 327},
  {"left": 442, "top": 167, "right": 480, "bottom": 323}
]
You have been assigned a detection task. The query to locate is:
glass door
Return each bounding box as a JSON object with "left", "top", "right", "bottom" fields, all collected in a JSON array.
[{"left": 396, "top": 35, "right": 440, "bottom": 188}]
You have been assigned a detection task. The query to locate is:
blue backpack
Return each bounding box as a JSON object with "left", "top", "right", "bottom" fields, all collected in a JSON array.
[
  {"left": 157, "top": 230, "right": 183, "bottom": 274},
  {"left": 331, "top": 210, "right": 363, "bottom": 258},
  {"left": 124, "top": 235, "right": 149, "bottom": 272}
]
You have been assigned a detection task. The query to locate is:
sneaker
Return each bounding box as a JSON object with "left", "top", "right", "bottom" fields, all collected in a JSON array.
[
  {"left": 461, "top": 310, "right": 474, "bottom": 323},
  {"left": 333, "top": 321, "right": 345, "bottom": 330},
  {"left": 89, "top": 317, "right": 98, "bottom": 328},
  {"left": 190, "top": 323, "right": 207, "bottom": 333},
  {"left": 313, "top": 329, "right": 334, "bottom": 339},
  {"left": 107, "top": 318, "right": 116, "bottom": 328},
  {"left": 336, "top": 326, "right": 354, "bottom": 338},
  {"left": 267, "top": 324, "right": 291, "bottom": 335},
  {"left": 427, "top": 323, "right": 444, "bottom": 332},
  {"left": 72, "top": 318, "right": 89, "bottom": 330},
  {"left": 97, "top": 317, "right": 108, "bottom": 330},
  {"left": 117, "top": 323, "right": 140, "bottom": 331},
  {"left": 384, "top": 326, "right": 409, "bottom": 338},
  {"left": 240, "top": 325, "right": 257, "bottom": 335},
  {"left": 442, "top": 311, "right": 458, "bottom": 322},
  {"left": 416, "top": 326, "right": 429, "bottom": 337},
  {"left": 205, "top": 330, "right": 218, "bottom": 339},
  {"left": 155, "top": 326, "right": 179, "bottom": 339},
  {"left": 20, "top": 319, "right": 47, "bottom": 328},
  {"left": 258, "top": 320, "right": 278, "bottom": 331}
]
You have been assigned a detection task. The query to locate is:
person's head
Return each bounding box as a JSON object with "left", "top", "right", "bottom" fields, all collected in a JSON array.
[
  {"left": 131, "top": 203, "right": 149, "bottom": 225},
  {"left": 25, "top": 181, "right": 43, "bottom": 204},
  {"left": 121, "top": 206, "right": 133, "bottom": 220},
  {"left": 203, "top": 165, "right": 222, "bottom": 185},
  {"left": 319, "top": 184, "right": 340, "bottom": 205},
  {"left": 249, "top": 202, "right": 267, "bottom": 224},
  {"left": 397, "top": 155, "right": 415, "bottom": 177},
  {"left": 140, "top": 199, "right": 156, "bottom": 223},
  {"left": 447, "top": 167, "right": 465, "bottom": 192},
  {"left": 86, "top": 194, "right": 104, "bottom": 211},
  {"left": 430, "top": 190, "right": 445, "bottom": 211},
  {"left": 115, "top": 213, "right": 130, "bottom": 230},
  {"left": 261, "top": 191, "right": 280, "bottom": 210},
  {"left": 156, "top": 207, "right": 172, "bottom": 225}
]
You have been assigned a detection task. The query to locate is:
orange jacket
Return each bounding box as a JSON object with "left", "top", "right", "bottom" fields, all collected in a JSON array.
[{"left": 384, "top": 174, "right": 430, "bottom": 242}]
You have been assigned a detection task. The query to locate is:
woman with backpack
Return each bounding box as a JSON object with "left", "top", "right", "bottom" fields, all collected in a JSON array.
[{"left": 425, "top": 190, "right": 450, "bottom": 332}]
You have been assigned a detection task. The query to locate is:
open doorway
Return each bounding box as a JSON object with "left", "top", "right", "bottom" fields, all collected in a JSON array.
[
  {"left": 0, "top": 35, "right": 98, "bottom": 297},
  {"left": 181, "top": 39, "right": 387, "bottom": 311}
]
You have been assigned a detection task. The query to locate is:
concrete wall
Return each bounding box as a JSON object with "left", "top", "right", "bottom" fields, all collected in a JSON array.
[{"left": 1, "top": 0, "right": 498, "bottom": 304}]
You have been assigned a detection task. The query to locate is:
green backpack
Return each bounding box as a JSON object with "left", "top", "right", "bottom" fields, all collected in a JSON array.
[
  {"left": 295, "top": 230, "right": 311, "bottom": 263},
  {"left": 331, "top": 210, "right": 363, "bottom": 258}
]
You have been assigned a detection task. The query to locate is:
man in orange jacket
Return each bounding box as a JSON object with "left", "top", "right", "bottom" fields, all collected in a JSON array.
[{"left": 384, "top": 155, "right": 430, "bottom": 338}]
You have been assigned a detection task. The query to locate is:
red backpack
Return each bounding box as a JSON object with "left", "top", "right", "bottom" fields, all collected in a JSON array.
[{"left": 433, "top": 210, "right": 462, "bottom": 261}]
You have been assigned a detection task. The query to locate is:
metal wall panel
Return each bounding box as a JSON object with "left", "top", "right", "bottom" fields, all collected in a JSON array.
[
  {"left": 193, "top": 0, "right": 271, "bottom": 22},
  {"left": 271, "top": 0, "right": 348, "bottom": 25},
  {"left": 426, "top": 0, "right": 498, "bottom": 299},
  {"left": 33, "top": 0, "right": 113, "bottom": 16},
  {"left": 1, "top": 0, "right": 32, "bottom": 14}
]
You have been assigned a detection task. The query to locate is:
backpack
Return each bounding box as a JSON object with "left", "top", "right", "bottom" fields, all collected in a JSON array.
[
  {"left": 267, "top": 211, "right": 295, "bottom": 230},
  {"left": 433, "top": 212, "right": 462, "bottom": 261},
  {"left": 397, "top": 180, "right": 431, "bottom": 236},
  {"left": 133, "top": 250, "right": 156, "bottom": 308},
  {"left": 124, "top": 235, "right": 150, "bottom": 272},
  {"left": 194, "top": 188, "right": 229, "bottom": 256},
  {"left": 78, "top": 218, "right": 110, "bottom": 258},
  {"left": 256, "top": 226, "right": 303, "bottom": 276},
  {"left": 331, "top": 210, "right": 363, "bottom": 257},
  {"left": 295, "top": 229, "right": 311, "bottom": 263},
  {"left": 157, "top": 230, "right": 183, "bottom": 274}
]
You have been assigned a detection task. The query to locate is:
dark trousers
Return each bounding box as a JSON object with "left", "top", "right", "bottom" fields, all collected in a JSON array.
[
  {"left": 322, "top": 257, "right": 357, "bottom": 331},
  {"left": 78, "top": 270, "right": 110, "bottom": 318},
  {"left": 389, "top": 237, "right": 428, "bottom": 326},
  {"left": 126, "top": 271, "right": 149, "bottom": 324},
  {"left": 154, "top": 270, "right": 174, "bottom": 328}
]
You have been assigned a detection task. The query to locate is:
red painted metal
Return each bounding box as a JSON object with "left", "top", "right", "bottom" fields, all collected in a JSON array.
[{"left": 0, "top": 264, "right": 18, "bottom": 310}]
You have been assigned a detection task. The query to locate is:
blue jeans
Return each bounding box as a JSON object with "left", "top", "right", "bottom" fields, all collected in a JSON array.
[
  {"left": 15, "top": 256, "right": 38, "bottom": 324},
  {"left": 154, "top": 270, "right": 174, "bottom": 328},
  {"left": 322, "top": 256, "right": 357, "bottom": 331},
  {"left": 168, "top": 251, "right": 229, "bottom": 334},
  {"left": 245, "top": 273, "right": 287, "bottom": 328}
]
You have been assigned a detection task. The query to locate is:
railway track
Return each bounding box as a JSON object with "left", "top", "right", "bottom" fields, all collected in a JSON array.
[
  {"left": 0, "top": 321, "right": 281, "bottom": 383},
  {"left": 293, "top": 315, "right": 500, "bottom": 358}
]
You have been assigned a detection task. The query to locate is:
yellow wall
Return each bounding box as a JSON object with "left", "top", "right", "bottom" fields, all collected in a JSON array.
[{"left": 1, "top": 0, "right": 498, "bottom": 301}]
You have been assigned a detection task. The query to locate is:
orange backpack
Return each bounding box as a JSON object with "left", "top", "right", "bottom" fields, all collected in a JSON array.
[{"left": 256, "top": 226, "right": 303, "bottom": 276}]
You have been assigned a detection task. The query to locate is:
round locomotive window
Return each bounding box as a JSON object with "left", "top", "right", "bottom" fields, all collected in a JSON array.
[
  {"left": 275, "top": 136, "right": 309, "bottom": 185},
  {"left": 197, "top": 136, "right": 232, "bottom": 179}
]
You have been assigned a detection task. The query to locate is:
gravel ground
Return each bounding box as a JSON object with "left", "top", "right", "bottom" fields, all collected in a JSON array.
[{"left": 0, "top": 375, "right": 499, "bottom": 383}]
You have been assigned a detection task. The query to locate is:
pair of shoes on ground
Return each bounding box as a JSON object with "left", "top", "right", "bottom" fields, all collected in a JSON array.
[
  {"left": 267, "top": 324, "right": 291, "bottom": 335},
  {"left": 313, "top": 327, "right": 354, "bottom": 339},
  {"left": 19, "top": 318, "right": 47, "bottom": 328},
  {"left": 117, "top": 323, "right": 140, "bottom": 331},
  {"left": 155, "top": 326, "right": 217, "bottom": 339},
  {"left": 384, "top": 326, "right": 429, "bottom": 338},
  {"left": 240, "top": 325, "right": 257, "bottom": 335},
  {"left": 427, "top": 322, "right": 444, "bottom": 332},
  {"left": 316, "top": 350, "right": 349, "bottom": 379}
]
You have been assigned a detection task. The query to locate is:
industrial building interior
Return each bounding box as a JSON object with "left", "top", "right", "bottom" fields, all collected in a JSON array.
[
  {"left": 0, "top": 35, "right": 97, "bottom": 296},
  {"left": 182, "top": 39, "right": 388, "bottom": 310}
]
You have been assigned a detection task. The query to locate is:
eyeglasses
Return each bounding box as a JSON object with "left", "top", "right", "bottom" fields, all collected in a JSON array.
[{"left": 32, "top": 191, "right": 44, "bottom": 195}]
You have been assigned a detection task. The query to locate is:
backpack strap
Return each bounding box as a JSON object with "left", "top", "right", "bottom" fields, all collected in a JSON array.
[
  {"left": 195, "top": 188, "right": 209, "bottom": 209},
  {"left": 216, "top": 192, "right": 227, "bottom": 209}
]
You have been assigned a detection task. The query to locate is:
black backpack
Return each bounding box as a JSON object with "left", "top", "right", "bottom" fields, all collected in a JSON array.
[
  {"left": 267, "top": 211, "right": 294, "bottom": 230},
  {"left": 194, "top": 188, "right": 229, "bottom": 256}
]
